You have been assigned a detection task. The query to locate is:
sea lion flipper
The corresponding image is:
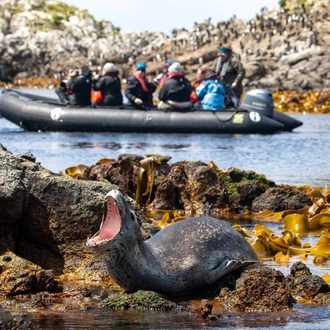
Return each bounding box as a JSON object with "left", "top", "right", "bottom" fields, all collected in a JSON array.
[{"left": 208, "top": 260, "right": 258, "bottom": 283}]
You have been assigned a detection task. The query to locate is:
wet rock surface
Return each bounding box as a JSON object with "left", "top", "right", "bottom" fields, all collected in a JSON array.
[
  {"left": 284, "top": 261, "right": 330, "bottom": 301},
  {"left": 0, "top": 147, "right": 154, "bottom": 269},
  {"left": 73, "top": 155, "right": 312, "bottom": 217},
  {"left": 251, "top": 187, "right": 313, "bottom": 213},
  {"left": 0, "top": 252, "right": 57, "bottom": 296},
  {"left": 231, "top": 267, "right": 293, "bottom": 312}
]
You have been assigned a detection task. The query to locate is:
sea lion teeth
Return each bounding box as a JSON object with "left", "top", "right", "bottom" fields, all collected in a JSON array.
[{"left": 86, "top": 189, "right": 260, "bottom": 296}]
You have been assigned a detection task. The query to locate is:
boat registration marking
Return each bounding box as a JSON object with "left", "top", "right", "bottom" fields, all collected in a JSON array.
[
  {"left": 233, "top": 114, "right": 244, "bottom": 124},
  {"left": 249, "top": 111, "right": 261, "bottom": 122},
  {"left": 51, "top": 108, "right": 63, "bottom": 121}
]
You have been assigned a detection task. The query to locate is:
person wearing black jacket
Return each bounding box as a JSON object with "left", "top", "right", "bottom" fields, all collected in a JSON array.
[
  {"left": 67, "top": 65, "right": 92, "bottom": 106},
  {"left": 93, "top": 63, "right": 123, "bottom": 106},
  {"left": 158, "top": 62, "right": 192, "bottom": 110},
  {"left": 124, "top": 62, "right": 156, "bottom": 109}
]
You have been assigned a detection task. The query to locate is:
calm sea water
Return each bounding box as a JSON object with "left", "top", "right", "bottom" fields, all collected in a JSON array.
[
  {"left": 0, "top": 90, "right": 329, "bottom": 188},
  {"left": 26, "top": 305, "right": 330, "bottom": 329},
  {"left": 1, "top": 89, "right": 330, "bottom": 329}
]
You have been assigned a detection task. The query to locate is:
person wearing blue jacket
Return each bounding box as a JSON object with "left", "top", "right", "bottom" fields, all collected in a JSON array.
[{"left": 195, "top": 71, "right": 225, "bottom": 110}]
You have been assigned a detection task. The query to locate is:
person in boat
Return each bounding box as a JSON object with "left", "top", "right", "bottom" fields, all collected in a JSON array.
[
  {"left": 67, "top": 65, "right": 93, "bottom": 106},
  {"left": 55, "top": 68, "right": 79, "bottom": 104},
  {"left": 124, "top": 62, "right": 157, "bottom": 109},
  {"left": 194, "top": 70, "right": 226, "bottom": 110},
  {"left": 158, "top": 62, "right": 192, "bottom": 110},
  {"left": 153, "top": 59, "right": 175, "bottom": 88},
  {"left": 190, "top": 66, "right": 207, "bottom": 103},
  {"left": 212, "top": 47, "right": 245, "bottom": 99},
  {"left": 92, "top": 62, "right": 123, "bottom": 107}
]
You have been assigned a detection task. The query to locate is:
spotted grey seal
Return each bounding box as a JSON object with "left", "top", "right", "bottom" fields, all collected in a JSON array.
[{"left": 86, "top": 189, "right": 259, "bottom": 296}]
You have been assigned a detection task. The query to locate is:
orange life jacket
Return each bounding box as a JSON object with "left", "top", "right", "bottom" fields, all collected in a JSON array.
[{"left": 91, "top": 90, "right": 103, "bottom": 103}]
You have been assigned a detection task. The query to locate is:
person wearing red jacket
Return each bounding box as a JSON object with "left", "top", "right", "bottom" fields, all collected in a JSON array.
[
  {"left": 190, "top": 67, "right": 207, "bottom": 103},
  {"left": 153, "top": 59, "right": 175, "bottom": 88},
  {"left": 125, "top": 62, "right": 157, "bottom": 109}
]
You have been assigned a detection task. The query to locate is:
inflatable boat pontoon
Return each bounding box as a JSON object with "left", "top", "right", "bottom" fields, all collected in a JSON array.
[{"left": 0, "top": 88, "right": 303, "bottom": 134}]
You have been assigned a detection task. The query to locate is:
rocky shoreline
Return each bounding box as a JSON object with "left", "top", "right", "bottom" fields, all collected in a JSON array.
[
  {"left": 1, "top": 144, "right": 330, "bottom": 327},
  {"left": 0, "top": 0, "right": 330, "bottom": 94}
]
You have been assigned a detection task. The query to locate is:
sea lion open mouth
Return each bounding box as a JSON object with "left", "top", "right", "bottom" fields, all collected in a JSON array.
[{"left": 86, "top": 194, "right": 122, "bottom": 247}]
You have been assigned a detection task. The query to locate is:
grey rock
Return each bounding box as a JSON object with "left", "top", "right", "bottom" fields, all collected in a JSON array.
[{"left": 0, "top": 1, "right": 329, "bottom": 92}]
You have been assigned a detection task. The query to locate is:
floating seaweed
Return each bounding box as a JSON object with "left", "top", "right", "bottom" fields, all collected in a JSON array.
[
  {"left": 0, "top": 77, "right": 60, "bottom": 90},
  {"left": 273, "top": 89, "right": 330, "bottom": 114}
]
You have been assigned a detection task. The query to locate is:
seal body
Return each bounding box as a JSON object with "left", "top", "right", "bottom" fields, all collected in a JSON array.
[{"left": 86, "top": 189, "right": 259, "bottom": 295}]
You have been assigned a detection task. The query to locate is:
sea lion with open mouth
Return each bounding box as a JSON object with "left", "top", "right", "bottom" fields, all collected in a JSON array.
[{"left": 86, "top": 189, "right": 259, "bottom": 296}]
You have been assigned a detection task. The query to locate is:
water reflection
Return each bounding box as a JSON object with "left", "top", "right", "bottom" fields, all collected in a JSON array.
[
  {"left": 71, "top": 141, "right": 125, "bottom": 150},
  {"left": 26, "top": 304, "right": 330, "bottom": 329},
  {"left": 29, "top": 310, "right": 204, "bottom": 329}
]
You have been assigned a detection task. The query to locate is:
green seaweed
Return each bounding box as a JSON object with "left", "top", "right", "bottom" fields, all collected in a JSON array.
[
  {"left": 223, "top": 177, "right": 239, "bottom": 201},
  {"left": 228, "top": 169, "right": 246, "bottom": 183},
  {"left": 247, "top": 173, "right": 269, "bottom": 185},
  {"left": 101, "top": 290, "right": 189, "bottom": 312}
]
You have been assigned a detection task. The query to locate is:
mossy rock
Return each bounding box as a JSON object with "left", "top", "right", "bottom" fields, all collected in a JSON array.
[
  {"left": 101, "top": 290, "right": 190, "bottom": 312},
  {"left": 223, "top": 176, "right": 239, "bottom": 202}
]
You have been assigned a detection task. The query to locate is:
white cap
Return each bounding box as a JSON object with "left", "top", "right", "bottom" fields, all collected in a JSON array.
[{"left": 168, "top": 62, "right": 181, "bottom": 73}]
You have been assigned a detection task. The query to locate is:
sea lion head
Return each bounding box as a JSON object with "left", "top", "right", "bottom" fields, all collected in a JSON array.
[{"left": 86, "top": 189, "right": 139, "bottom": 253}]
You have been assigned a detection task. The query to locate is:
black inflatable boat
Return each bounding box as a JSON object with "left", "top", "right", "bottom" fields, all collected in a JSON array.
[{"left": 0, "top": 88, "right": 302, "bottom": 134}]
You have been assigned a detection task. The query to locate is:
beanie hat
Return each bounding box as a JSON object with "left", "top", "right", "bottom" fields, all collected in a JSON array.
[
  {"left": 218, "top": 47, "right": 232, "bottom": 54},
  {"left": 164, "top": 59, "right": 175, "bottom": 68},
  {"left": 136, "top": 62, "right": 146, "bottom": 72},
  {"left": 168, "top": 62, "right": 181, "bottom": 73},
  {"left": 103, "top": 62, "right": 115, "bottom": 73}
]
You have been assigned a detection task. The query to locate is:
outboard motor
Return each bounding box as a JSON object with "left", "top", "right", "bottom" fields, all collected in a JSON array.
[{"left": 240, "top": 89, "right": 274, "bottom": 118}]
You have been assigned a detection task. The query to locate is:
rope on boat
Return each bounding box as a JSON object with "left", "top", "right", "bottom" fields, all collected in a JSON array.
[{"left": 212, "top": 109, "right": 239, "bottom": 123}]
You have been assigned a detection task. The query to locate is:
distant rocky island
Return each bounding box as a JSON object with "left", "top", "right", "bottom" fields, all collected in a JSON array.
[{"left": 0, "top": 0, "right": 329, "bottom": 93}]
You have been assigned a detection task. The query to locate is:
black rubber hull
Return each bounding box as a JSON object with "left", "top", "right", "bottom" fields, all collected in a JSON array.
[{"left": 0, "top": 89, "right": 303, "bottom": 134}]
